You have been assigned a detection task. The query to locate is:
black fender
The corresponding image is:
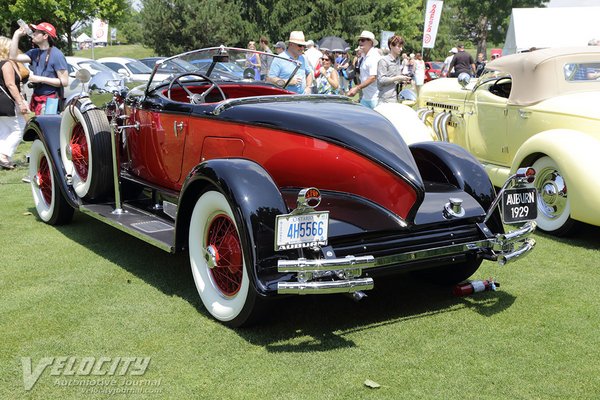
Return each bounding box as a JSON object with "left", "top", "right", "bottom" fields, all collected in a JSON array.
[
  {"left": 176, "top": 158, "right": 290, "bottom": 296},
  {"left": 409, "top": 141, "right": 503, "bottom": 233},
  {"left": 23, "top": 116, "right": 80, "bottom": 209}
]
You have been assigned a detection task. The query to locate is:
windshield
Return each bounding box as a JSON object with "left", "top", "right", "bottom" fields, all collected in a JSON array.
[
  {"left": 126, "top": 60, "right": 153, "bottom": 74},
  {"left": 146, "top": 46, "right": 301, "bottom": 92},
  {"left": 429, "top": 62, "right": 444, "bottom": 70}
]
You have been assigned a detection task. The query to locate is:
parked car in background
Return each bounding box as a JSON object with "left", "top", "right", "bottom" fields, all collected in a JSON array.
[
  {"left": 67, "top": 56, "right": 122, "bottom": 78},
  {"left": 189, "top": 58, "right": 245, "bottom": 79},
  {"left": 98, "top": 57, "right": 171, "bottom": 82},
  {"left": 425, "top": 61, "right": 443, "bottom": 82},
  {"left": 139, "top": 57, "right": 197, "bottom": 74},
  {"left": 23, "top": 46, "right": 536, "bottom": 327},
  {"left": 416, "top": 47, "right": 600, "bottom": 235}
]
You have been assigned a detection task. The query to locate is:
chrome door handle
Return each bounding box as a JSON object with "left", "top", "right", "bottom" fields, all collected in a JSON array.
[
  {"left": 519, "top": 109, "right": 531, "bottom": 119},
  {"left": 173, "top": 121, "right": 184, "bottom": 136}
]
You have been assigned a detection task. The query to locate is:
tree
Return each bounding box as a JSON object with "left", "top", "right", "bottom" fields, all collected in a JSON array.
[
  {"left": 9, "top": 0, "right": 129, "bottom": 55},
  {"left": 237, "top": 0, "right": 422, "bottom": 51},
  {"left": 446, "top": 0, "right": 548, "bottom": 55},
  {"left": 140, "top": 0, "right": 247, "bottom": 55}
]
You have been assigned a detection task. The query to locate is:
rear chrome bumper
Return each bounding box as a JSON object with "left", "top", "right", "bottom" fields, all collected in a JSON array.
[{"left": 277, "top": 221, "right": 536, "bottom": 295}]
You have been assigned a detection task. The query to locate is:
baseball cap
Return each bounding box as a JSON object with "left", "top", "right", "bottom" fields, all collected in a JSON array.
[
  {"left": 31, "top": 22, "right": 57, "bottom": 39},
  {"left": 449, "top": 47, "right": 458, "bottom": 54},
  {"left": 274, "top": 41, "right": 286, "bottom": 49}
]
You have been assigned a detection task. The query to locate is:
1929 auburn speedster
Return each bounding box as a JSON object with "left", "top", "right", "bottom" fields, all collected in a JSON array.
[{"left": 23, "top": 47, "right": 536, "bottom": 327}]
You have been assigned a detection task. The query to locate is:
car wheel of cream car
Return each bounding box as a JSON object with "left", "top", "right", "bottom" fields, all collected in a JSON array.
[{"left": 532, "top": 156, "right": 578, "bottom": 236}]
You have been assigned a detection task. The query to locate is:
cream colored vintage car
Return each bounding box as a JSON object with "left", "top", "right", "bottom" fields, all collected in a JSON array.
[{"left": 416, "top": 47, "right": 600, "bottom": 235}]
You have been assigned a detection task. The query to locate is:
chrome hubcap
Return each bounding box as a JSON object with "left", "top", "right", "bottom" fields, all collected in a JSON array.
[
  {"left": 204, "top": 244, "right": 219, "bottom": 269},
  {"left": 536, "top": 167, "right": 567, "bottom": 220}
]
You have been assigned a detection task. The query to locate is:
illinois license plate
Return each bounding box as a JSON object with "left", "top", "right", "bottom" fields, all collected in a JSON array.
[
  {"left": 275, "top": 211, "right": 329, "bottom": 251},
  {"left": 502, "top": 187, "right": 537, "bottom": 224}
]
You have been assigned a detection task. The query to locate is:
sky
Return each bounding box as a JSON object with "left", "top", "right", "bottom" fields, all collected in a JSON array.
[{"left": 547, "top": 0, "right": 600, "bottom": 6}]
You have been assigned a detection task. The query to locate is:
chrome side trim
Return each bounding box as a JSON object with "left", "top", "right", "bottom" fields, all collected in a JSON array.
[{"left": 278, "top": 278, "right": 374, "bottom": 294}]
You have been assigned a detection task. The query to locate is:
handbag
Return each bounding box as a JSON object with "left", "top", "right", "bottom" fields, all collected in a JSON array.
[
  {"left": 0, "top": 85, "right": 17, "bottom": 117},
  {"left": 343, "top": 65, "right": 355, "bottom": 81}
]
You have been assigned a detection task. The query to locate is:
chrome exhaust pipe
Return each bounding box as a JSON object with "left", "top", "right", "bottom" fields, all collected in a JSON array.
[
  {"left": 440, "top": 112, "right": 451, "bottom": 142},
  {"left": 432, "top": 111, "right": 446, "bottom": 141},
  {"left": 420, "top": 108, "right": 434, "bottom": 124}
]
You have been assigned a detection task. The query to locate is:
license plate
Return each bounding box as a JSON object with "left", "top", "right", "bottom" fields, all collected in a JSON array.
[
  {"left": 275, "top": 211, "right": 329, "bottom": 250},
  {"left": 502, "top": 187, "right": 537, "bottom": 224}
]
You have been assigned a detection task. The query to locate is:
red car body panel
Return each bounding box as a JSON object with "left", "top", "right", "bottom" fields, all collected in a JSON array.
[{"left": 127, "top": 110, "right": 418, "bottom": 220}]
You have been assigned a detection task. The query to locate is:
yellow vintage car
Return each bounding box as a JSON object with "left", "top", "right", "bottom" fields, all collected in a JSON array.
[{"left": 416, "top": 47, "right": 600, "bottom": 235}]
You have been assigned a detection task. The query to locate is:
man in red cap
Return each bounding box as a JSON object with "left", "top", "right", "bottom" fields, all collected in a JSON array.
[{"left": 10, "top": 21, "right": 68, "bottom": 115}]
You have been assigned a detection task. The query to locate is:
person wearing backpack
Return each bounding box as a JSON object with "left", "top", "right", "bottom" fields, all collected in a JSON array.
[{"left": 10, "top": 21, "right": 67, "bottom": 115}]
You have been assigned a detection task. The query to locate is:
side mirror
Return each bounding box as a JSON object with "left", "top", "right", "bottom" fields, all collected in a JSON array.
[{"left": 75, "top": 69, "right": 92, "bottom": 84}]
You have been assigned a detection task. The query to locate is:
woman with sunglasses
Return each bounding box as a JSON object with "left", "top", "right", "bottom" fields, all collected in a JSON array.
[{"left": 316, "top": 52, "right": 340, "bottom": 95}]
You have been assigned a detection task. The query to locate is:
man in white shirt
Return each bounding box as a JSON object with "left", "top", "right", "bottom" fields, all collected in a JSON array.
[
  {"left": 441, "top": 47, "right": 457, "bottom": 77},
  {"left": 304, "top": 40, "right": 322, "bottom": 72},
  {"left": 347, "top": 30, "right": 381, "bottom": 109},
  {"left": 303, "top": 40, "right": 322, "bottom": 93}
]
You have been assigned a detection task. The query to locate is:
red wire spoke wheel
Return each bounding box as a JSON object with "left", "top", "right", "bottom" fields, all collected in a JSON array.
[
  {"left": 29, "top": 140, "right": 74, "bottom": 225},
  {"left": 69, "top": 122, "right": 89, "bottom": 182},
  {"left": 206, "top": 214, "right": 243, "bottom": 297},
  {"left": 188, "top": 189, "right": 261, "bottom": 327},
  {"left": 37, "top": 154, "right": 53, "bottom": 206}
]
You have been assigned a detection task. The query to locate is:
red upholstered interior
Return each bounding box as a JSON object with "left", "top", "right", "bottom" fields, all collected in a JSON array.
[{"left": 163, "top": 84, "right": 292, "bottom": 103}]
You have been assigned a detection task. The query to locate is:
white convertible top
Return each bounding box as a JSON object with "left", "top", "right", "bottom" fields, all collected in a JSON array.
[{"left": 484, "top": 46, "right": 600, "bottom": 106}]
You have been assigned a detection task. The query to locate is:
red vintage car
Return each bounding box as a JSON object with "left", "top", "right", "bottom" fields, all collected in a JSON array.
[
  {"left": 425, "top": 61, "right": 443, "bottom": 82},
  {"left": 24, "top": 47, "right": 536, "bottom": 327}
]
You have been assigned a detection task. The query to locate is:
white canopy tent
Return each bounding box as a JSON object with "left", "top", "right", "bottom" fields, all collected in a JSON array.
[
  {"left": 76, "top": 32, "right": 92, "bottom": 43},
  {"left": 503, "top": 7, "right": 600, "bottom": 55}
]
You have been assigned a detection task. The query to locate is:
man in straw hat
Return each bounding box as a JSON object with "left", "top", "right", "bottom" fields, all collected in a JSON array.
[
  {"left": 268, "top": 31, "right": 313, "bottom": 94},
  {"left": 10, "top": 21, "right": 68, "bottom": 115},
  {"left": 346, "top": 30, "right": 381, "bottom": 109}
]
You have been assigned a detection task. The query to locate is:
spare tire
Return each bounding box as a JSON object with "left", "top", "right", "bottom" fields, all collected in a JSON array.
[{"left": 60, "top": 98, "right": 113, "bottom": 200}]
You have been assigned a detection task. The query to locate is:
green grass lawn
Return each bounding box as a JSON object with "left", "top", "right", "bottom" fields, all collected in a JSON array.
[
  {"left": 73, "top": 44, "right": 156, "bottom": 59},
  {"left": 1, "top": 143, "right": 600, "bottom": 399}
]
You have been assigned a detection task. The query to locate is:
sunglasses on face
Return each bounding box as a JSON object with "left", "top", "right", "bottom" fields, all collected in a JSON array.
[
  {"left": 321, "top": 57, "right": 331, "bottom": 62},
  {"left": 295, "top": 44, "right": 306, "bottom": 48},
  {"left": 359, "top": 38, "right": 368, "bottom": 43}
]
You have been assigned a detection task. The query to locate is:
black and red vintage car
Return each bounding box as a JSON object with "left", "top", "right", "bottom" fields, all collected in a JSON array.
[{"left": 24, "top": 47, "right": 536, "bottom": 327}]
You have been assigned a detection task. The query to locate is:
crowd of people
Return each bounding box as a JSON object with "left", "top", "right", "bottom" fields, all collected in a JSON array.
[{"left": 263, "top": 29, "right": 430, "bottom": 108}]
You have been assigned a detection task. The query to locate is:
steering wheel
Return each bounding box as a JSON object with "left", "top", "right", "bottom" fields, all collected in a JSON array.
[
  {"left": 489, "top": 77, "right": 512, "bottom": 98},
  {"left": 167, "top": 72, "right": 226, "bottom": 104}
]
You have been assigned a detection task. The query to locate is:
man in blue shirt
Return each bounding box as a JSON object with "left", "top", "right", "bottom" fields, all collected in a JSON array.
[
  {"left": 10, "top": 21, "right": 68, "bottom": 115},
  {"left": 268, "top": 31, "right": 313, "bottom": 94}
]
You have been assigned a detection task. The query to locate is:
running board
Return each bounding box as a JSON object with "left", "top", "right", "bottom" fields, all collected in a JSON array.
[{"left": 79, "top": 203, "right": 176, "bottom": 253}]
